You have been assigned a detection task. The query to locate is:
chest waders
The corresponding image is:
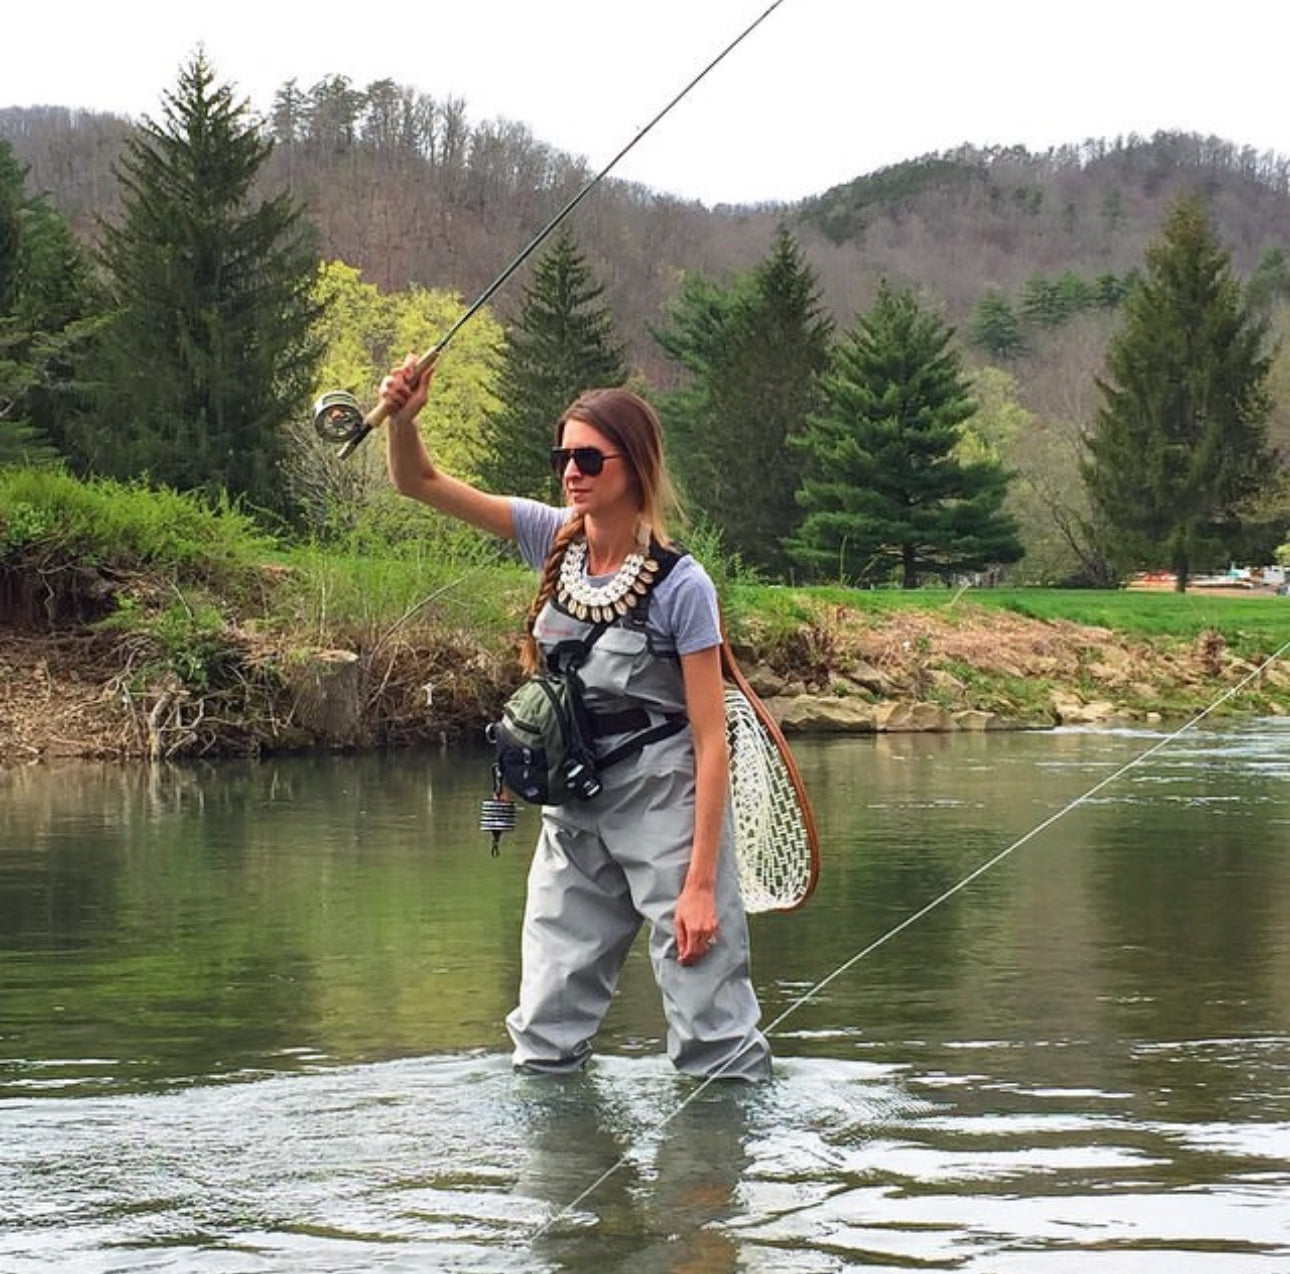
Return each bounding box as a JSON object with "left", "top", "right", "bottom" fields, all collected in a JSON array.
[
  {"left": 483, "top": 544, "right": 689, "bottom": 848},
  {"left": 503, "top": 541, "right": 773, "bottom": 1081}
]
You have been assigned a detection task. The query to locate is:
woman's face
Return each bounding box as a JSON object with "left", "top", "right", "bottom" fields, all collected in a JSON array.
[{"left": 557, "top": 418, "right": 638, "bottom": 518}]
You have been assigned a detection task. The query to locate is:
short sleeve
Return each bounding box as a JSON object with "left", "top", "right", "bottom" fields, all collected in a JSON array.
[
  {"left": 509, "top": 498, "right": 570, "bottom": 571},
  {"left": 654, "top": 555, "right": 722, "bottom": 655}
]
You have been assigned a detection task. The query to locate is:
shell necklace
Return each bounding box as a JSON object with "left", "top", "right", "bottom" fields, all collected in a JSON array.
[{"left": 557, "top": 534, "right": 660, "bottom": 623}]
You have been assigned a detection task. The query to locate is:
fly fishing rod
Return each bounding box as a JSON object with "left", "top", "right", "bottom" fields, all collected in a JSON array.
[{"left": 312, "top": 0, "right": 791, "bottom": 458}]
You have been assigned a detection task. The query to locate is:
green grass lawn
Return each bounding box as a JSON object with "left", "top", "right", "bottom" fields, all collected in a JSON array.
[
  {"left": 735, "top": 583, "right": 1290, "bottom": 652},
  {"left": 966, "top": 587, "right": 1287, "bottom": 643}
]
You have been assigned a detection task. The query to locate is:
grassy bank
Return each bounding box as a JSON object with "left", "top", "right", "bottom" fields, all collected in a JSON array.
[{"left": 2, "top": 468, "right": 1287, "bottom": 759}]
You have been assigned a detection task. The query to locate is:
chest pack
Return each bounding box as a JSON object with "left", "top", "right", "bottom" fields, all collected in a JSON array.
[
  {"left": 486, "top": 537, "right": 693, "bottom": 809},
  {"left": 487, "top": 625, "right": 609, "bottom": 806}
]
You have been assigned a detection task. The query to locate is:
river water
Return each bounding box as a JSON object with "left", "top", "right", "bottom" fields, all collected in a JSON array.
[{"left": 2, "top": 720, "right": 1288, "bottom": 1272}]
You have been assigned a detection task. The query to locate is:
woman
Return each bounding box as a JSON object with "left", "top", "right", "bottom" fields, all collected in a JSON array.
[{"left": 380, "top": 356, "right": 771, "bottom": 1081}]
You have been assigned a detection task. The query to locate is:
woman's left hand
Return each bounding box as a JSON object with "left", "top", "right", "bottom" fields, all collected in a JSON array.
[{"left": 675, "top": 880, "right": 720, "bottom": 965}]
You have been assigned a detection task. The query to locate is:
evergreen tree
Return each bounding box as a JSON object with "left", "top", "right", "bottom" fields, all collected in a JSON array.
[
  {"left": 655, "top": 227, "right": 833, "bottom": 576},
  {"left": 478, "top": 227, "right": 627, "bottom": 500},
  {"left": 651, "top": 270, "right": 748, "bottom": 524},
  {"left": 94, "top": 54, "right": 322, "bottom": 516},
  {"left": 1095, "top": 271, "right": 1131, "bottom": 308},
  {"left": 1054, "top": 270, "right": 1098, "bottom": 318},
  {"left": 968, "top": 290, "right": 1026, "bottom": 358},
  {"left": 305, "top": 75, "right": 365, "bottom": 154},
  {"left": 1082, "top": 196, "right": 1275, "bottom": 588},
  {"left": 1019, "top": 275, "right": 1065, "bottom": 329},
  {"left": 0, "top": 140, "right": 97, "bottom": 466},
  {"left": 1247, "top": 245, "right": 1290, "bottom": 315},
  {"left": 789, "top": 282, "right": 1022, "bottom": 588},
  {"left": 270, "top": 79, "right": 307, "bottom": 145},
  {"left": 0, "top": 145, "right": 20, "bottom": 314}
]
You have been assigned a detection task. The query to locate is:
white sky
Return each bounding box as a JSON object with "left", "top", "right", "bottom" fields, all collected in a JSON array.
[{"left": 9, "top": 1, "right": 1289, "bottom": 205}]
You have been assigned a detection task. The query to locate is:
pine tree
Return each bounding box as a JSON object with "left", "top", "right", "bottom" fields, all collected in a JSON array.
[
  {"left": 789, "top": 282, "right": 1022, "bottom": 588},
  {"left": 94, "top": 53, "right": 322, "bottom": 516},
  {"left": 1082, "top": 196, "right": 1275, "bottom": 588},
  {"left": 0, "top": 140, "right": 97, "bottom": 466},
  {"left": 1247, "top": 246, "right": 1290, "bottom": 315},
  {"left": 478, "top": 227, "right": 627, "bottom": 500},
  {"left": 0, "top": 145, "right": 20, "bottom": 315},
  {"left": 651, "top": 271, "right": 748, "bottom": 528},
  {"left": 655, "top": 227, "right": 833, "bottom": 576},
  {"left": 968, "top": 290, "right": 1026, "bottom": 358}
]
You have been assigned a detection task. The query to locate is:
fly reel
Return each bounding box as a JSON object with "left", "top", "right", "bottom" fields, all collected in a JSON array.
[{"left": 312, "top": 391, "right": 367, "bottom": 445}]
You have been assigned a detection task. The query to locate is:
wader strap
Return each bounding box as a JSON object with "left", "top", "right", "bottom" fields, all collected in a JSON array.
[
  {"left": 588, "top": 706, "right": 652, "bottom": 736},
  {"left": 597, "top": 713, "right": 688, "bottom": 770}
]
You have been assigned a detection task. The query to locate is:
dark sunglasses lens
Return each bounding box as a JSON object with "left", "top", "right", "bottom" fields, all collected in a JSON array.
[{"left": 551, "top": 447, "right": 605, "bottom": 476}]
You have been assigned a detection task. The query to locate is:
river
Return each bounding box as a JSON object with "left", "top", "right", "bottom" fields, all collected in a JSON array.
[{"left": 2, "top": 721, "right": 1288, "bottom": 1271}]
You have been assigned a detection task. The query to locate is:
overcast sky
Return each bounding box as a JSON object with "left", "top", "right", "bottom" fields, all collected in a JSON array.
[{"left": 8, "top": 1, "right": 1288, "bottom": 205}]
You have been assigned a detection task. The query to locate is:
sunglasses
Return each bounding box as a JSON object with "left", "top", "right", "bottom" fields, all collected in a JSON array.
[{"left": 550, "top": 446, "right": 624, "bottom": 477}]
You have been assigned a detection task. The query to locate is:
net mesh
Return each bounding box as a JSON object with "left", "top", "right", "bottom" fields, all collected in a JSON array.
[{"left": 725, "top": 686, "right": 814, "bottom": 912}]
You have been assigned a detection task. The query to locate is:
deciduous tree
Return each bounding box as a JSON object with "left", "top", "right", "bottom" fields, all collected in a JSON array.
[{"left": 290, "top": 259, "right": 504, "bottom": 537}]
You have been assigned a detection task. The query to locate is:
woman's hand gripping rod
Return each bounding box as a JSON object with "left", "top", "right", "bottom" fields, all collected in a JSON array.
[
  {"left": 311, "top": 0, "right": 790, "bottom": 458},
  {"left": 314, "top": 343, "right": 443, "bottom": 459}
]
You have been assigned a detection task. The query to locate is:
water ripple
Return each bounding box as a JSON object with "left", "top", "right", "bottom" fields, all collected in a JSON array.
[{"left": 2, "top": 1052, "right": 1288, "bottom": 1272}]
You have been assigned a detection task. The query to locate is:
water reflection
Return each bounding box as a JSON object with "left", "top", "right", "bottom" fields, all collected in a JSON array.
[
  {"left": 1, "top": 750, "right": 531, "bottom": 1092},
  {"left": 519, "top": 1071, "right": 754, "bottom": 1273},
  {"left": 0, "top": 1054, "right": 762, "bottom": 1273},
  {"left": 2, "top": 724, "right": 1290, "bottom": 1269}
]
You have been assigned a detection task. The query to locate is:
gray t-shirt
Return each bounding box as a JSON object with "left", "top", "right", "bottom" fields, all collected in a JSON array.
[{"left": 510, "top": 499, "right": 722, "bottom": 657}]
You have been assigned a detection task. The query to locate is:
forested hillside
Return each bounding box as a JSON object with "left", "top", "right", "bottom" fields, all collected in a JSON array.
[
  {"left": 3, "top": 76, "right": 1289, "bottom": 589},
  {"left": 4, "top": 88, "right": 1289, "bottom": 382}
]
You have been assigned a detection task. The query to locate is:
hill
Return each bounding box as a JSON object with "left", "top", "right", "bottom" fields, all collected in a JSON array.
[
  {"left": 4, "top": 95, "right": 1289, "bottom": 375},
  {"left": 801, "top": 136, "right": 1290, "bottom": 314}
]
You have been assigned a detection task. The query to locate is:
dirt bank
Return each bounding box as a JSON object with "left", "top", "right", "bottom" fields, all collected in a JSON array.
[{"left": 3, "top": 605, "right": 1286, "bottom": 765}]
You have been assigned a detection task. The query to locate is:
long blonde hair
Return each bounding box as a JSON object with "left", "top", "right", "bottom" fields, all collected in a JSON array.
[{"left": 519, "top": 388, "right": 681, "bottom": 672}]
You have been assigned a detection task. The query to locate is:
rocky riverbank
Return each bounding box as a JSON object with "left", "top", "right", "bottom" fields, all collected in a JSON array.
[{"left": 3, "top": 602, "right": 1286, "bottom": 764}]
